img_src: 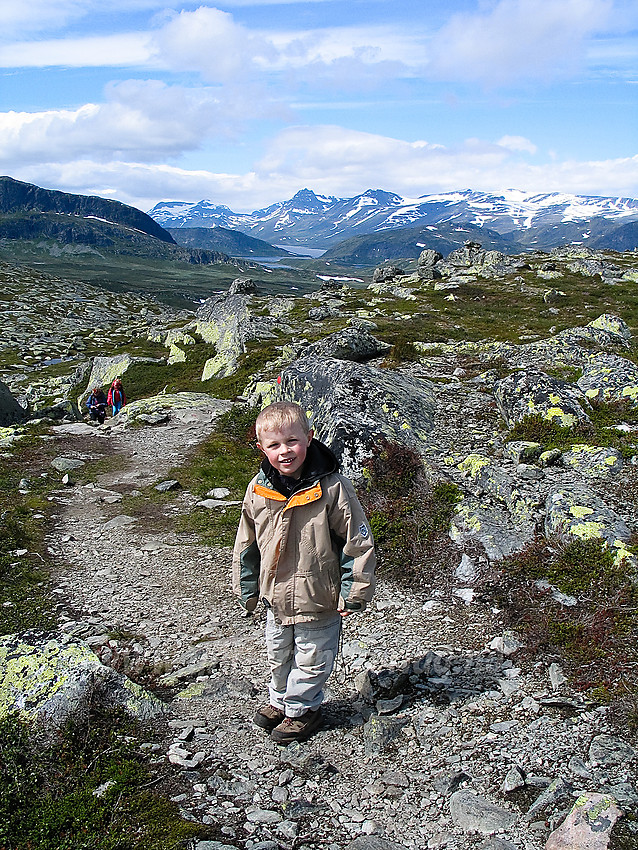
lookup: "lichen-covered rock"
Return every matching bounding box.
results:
[167,343,187,364]
[456,454,539,529]
[0,631,164,729]
[80,354,163,406]
[301,328,391,363]
[278,356,436,478]
[0,379,28,426]
[504,441,543,463]
[545,793,622,850]
[196,292,289,380]
[417,249,443,268]
[578,352,638,405]
[114,392,231,424]
[495,368,591,428]
[545,488,633,563]
[449,498,535,560]
[561,444,623,478]
[0,425,27,448]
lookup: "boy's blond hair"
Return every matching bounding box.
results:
[255,402,311,442]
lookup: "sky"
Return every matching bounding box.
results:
[0,0,637,213]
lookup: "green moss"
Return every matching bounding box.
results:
[0,698,208,849]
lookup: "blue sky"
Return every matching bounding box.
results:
[0,0,636,212]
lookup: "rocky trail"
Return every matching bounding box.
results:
[40,394,638,850]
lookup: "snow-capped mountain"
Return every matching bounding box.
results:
[148,188,638,249]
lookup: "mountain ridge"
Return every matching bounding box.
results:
[148,187,638,251]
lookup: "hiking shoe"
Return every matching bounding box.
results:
[270,709,322,744]
[253,704,285,731]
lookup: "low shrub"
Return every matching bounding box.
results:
[359,440,462,587]
[486,536,638,713]
[507,413,593,450]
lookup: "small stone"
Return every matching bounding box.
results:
[549,662,567,690]
[449,790,517,833]
[155,479,181,492]
[246,808,282,824]
[376,695,403,715]
[502,765,526,793]
[589,734,637,766]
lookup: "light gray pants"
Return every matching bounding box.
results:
[265,609,341,718]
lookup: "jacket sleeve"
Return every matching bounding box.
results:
[329,476,376,610]
[232,485,261,612]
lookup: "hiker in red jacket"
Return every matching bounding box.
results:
[107,377,127,416]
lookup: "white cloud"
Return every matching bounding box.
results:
[428,0,614,86]
[0,80,267,167]
[151,7,277,83]
[10,125,638,213]
[498,135,538,154]
[0,33,153,68]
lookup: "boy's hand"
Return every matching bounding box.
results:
[338,609,351,618]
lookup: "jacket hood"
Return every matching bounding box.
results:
[261,438,339,497]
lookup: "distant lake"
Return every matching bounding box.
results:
[273,245,327,258]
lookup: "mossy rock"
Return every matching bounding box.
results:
[0,631,165,729]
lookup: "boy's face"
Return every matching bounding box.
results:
[257,421,313,479]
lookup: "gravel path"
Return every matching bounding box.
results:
[46,408,637,850]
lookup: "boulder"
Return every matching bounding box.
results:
[112,392,231,425]
[0,380,28,426]
[301,328,391,362]
[80,354,163,406]
[372,266,405,284]
[578,352,638,405]
[495,369,592,428]
[228,277,256,295]
[0,631,164,730]
[417,248,443,268]
[279,356,436,478]
[544,488,633,562]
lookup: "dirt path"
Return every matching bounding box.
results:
[44,411,630,850]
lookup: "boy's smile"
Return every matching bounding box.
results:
[257,422,313,479]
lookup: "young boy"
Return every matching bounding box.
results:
[232,402,376,744]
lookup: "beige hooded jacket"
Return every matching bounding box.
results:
[232,447,376,626]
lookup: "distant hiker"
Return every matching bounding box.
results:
[86,386,107,424]
[107,377,127,416]
[232,401,376,744]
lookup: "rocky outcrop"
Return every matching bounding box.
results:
[0,631,164,729]
[495,369,592,428]
[80,354,164,405]
[278,356,437,478]
[195,292,292,380]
